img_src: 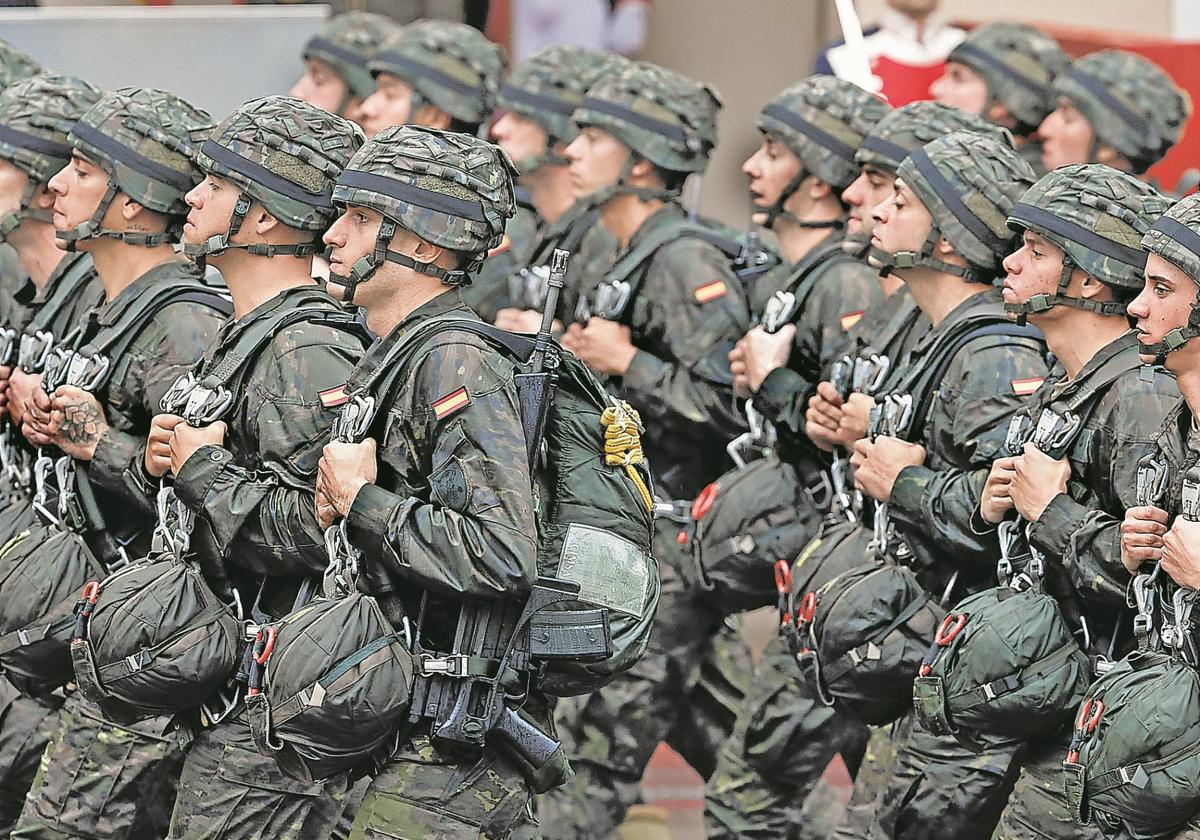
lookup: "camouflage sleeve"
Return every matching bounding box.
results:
[173,328,362,576]
[347,336,538,598]
[1027,373,1179,606]
[790,261,884,385]
[90,301,226,515]
[890,336,1051,572]
[619,240,750,443]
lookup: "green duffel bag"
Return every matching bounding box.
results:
[912,581,1091,750]
[793,560,945,725]
[244,592,416,783]
[779,520,873,654]
[1063,649,1200,839]
[70,556,242,724]
[0,526,103,695]
[680,453,823,615]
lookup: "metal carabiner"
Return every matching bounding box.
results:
[159,372,196,414]
[1136,453,1169,508]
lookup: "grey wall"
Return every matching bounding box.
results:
[0,5,331,120]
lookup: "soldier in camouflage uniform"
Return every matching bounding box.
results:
[1039,49,1190,176]
[0,71,104,838]
[930,22,1068,175]
[11,88,228,840]
[0,40,43,337]
[536,60,750,839]
[358,18,506,140]
[289,11,401,123]
[313,125,542,838]
[152,95,370,840]
[473,45,625,325]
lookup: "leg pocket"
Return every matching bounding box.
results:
[356,789,484,840]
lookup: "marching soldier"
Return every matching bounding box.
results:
[289,11,402,123]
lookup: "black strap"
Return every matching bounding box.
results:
[24,254,97,335]
[779,238,855,314]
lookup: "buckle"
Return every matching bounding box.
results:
[65,353,110,392]
[419,653,470,678]
[182,384,233,426]
[159,372,196,414]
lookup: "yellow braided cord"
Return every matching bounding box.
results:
[601,401,654,512]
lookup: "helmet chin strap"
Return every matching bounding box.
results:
[182,193,319,270]
[0,179,53,244]
[875,227,992,284]
[56,180,174,252]
[1141,291,1200,366]
[1004,252,1127,326]
[591,155,680,207]
[759,170,843,232]
[330,217,474,303]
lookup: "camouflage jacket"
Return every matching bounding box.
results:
[594,203,750,500]
[168,286,367,618]
[0,244,33,334]
[887,288,1052,593]
[22,252,104,345]
[464,189,540,323]
[87,259,227,557]
[534,196,617,324]
[345,288,537,606]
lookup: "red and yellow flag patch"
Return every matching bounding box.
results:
[694,279,727,304]
[432,387,470,420]
[319,385,349,408]
[1010,377,1044,396]
[840,310,865,331]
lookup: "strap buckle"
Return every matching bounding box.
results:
[762,290,796,334]
[182,384,233,426]
[65,352,109,392]
[332,394,376,443]
[18,330,53,373]
[419,653,470,678]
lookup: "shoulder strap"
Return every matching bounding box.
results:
[81,281,232,359]
[782,239,855,313]
[601,217,711,288]
[25,255,95,335]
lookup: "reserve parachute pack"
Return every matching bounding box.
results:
[912,343,1144,750]
[245,251,658,785]
[69,292,367,723]
[0,276,231,698]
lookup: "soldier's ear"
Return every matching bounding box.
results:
[253,207,282,237]
[414,104,452,131]
[1094,143,1131,173]
[807,176,833,201]
[410,237,443,267]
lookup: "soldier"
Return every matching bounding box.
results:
[0,40,43,334]
[930,22,1068,174]
[357,18,506,139]
[151,95,369,840]
[539,60,750,839]
[11,88,228,840]
[475,44,625,326]
[0,71,103,837]
[1039,49,1190,176]
[289,11,402,123]
[313,125,541,837]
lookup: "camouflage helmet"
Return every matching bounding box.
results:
[948,22,1069,131]
[0,73,103,238]
[756,75,890,192]
[189,96,365,263]
[331,125,516,294]
[368,20,507,126]
[302,12,401,102]
[574,61,722,178]
[0,41,41,94]
[1005,164,1167,322]
[1053,50,1191,174]
[63,88,214,250]
[497,46,628,173]
[1139,193,1200,360]
[887,130,1037,282]
[856,101,1012,175]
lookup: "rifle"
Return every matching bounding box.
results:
[513,248,567,470]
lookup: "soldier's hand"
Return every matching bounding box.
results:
[146,414,185,477]
[980,457,1016,524]
[1161,517,1200,589]
[494,308,545,333]
[838,393,875,445]
[739,325,795,394]
[168,421,228,475]
[850,435,926,502]
[729,341,750,400]
[0,365,10,420]
[47,386,108,461]
[317,438,378,524]
[8,368,42,426]
[1121,505,1169,573]
[805,381,845,453]
[1009,443,1071,522]
[561,319,636,376]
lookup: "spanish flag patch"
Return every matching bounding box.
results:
[694,279,727,304]
[487,234,511,258]
[1010,377,1044,396]
[432,387,470,420]
[840,310,865,331]
[318,385,349,408]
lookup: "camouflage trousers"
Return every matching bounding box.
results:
[167,712,348,840]
[830,711,1024,840]
[703,633,868,840]
[992,735,1104,840]
[0,678,63,835]
[537,521,754,840]
[11,690,183,840]
[347,734,536,840]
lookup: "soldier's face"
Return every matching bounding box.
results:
[47,152,111,247]
[870,177,933,259]
[1039,98,1094,171]
[182,174,242,252]
[931,61,990,116]
[323,203,386,303]
[1130,253,1200,368]
[0,159,29,227]
[742,134,802,215]
[491,112,549,173]
[843,165,896,240]
[359,74,415,139]
[290,58,352,117]
[1002,231,1067,311]
[565,126,628,200]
